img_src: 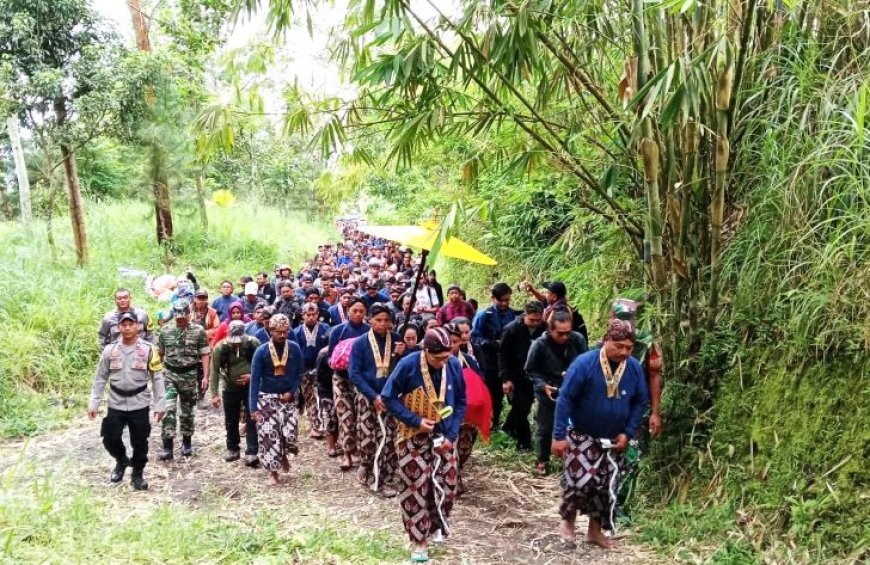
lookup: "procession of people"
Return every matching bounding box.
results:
[88,221,662,562]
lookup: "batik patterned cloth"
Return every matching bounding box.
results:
[559,430,625,531]
[320,397,339,435]
[299,370,323,434]
[396,433,459,544]
[256,393,299,472]
[456,423,478,471]
[332,374,357,456]
[355,393,398,489]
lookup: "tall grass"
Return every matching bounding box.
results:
[638,29,870,561]
[0,200,336,437]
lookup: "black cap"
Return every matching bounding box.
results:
[118,311,138,324]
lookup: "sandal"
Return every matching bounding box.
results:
[534,462,548,476]
[339,456,352,471]
[410,548,429,563]
[327,448,339,458]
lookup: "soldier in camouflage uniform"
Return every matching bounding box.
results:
[157,299,211,460]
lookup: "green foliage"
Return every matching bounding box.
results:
[0,199,335,438]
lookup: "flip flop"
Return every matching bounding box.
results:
[327,448,339,458]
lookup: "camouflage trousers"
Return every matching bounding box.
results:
[162,372,198,440]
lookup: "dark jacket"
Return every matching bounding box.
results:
[524,331,588,393]
[498,316,546,384]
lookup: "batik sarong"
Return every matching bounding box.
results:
[559,430,625,531]
[355,393,398,489]
[396,433,459,544]
[320,397,339,435]
[332,374,357,456]
[300,370,324,435]
[456,423,478,470]
[256,393,299,472]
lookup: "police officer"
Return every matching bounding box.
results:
[157,299,211,460]
[98,288,153,351]
[89,311,166,490]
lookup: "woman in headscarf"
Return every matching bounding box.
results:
[382,327,467,563]
[249,314,303,486]
[211,302,250,347]
[348,303,406,497]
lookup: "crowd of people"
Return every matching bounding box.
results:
[88,222,662,562]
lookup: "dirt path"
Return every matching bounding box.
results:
[0,406,657,564]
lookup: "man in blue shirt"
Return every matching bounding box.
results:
[471,282,518,430]
[551,319,649,550]
[250,313,303,486]
[293,303,330,439]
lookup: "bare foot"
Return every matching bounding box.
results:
[586,531,616,549]
[267,472,280,486]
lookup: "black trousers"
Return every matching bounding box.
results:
[101,407,151,470]
[502,378,533,450]
[534,390,557,463]
[223,386,257,454]
[483,368,504,428]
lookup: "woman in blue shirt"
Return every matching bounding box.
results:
[382,328,467,563]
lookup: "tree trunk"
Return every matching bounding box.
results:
[129,0,172,243]
[54,98,88,265]
[195,174,209,231]
[1,175,12,220]
[6,116,31,222]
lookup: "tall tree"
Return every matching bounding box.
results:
[0,0,124,264]
[128,0,174,244]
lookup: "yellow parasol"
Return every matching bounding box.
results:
[358,224,497,266]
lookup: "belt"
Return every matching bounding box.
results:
[165,363,199,372]
[110,383,148,397]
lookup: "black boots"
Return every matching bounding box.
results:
[131,469,148,491]
[158,438,174,461]
[225,449,240,462]
[181,435,193,457]
[110,458,129,483]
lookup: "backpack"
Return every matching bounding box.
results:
[329,338,355,371]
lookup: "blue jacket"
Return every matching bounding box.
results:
[211,295,239,322]
[348,331,401,401]
[253,327,269,345]
[471,304,518,371]
[293,322,331,370]
[249,339,304,408]
[327,304,346,326]
[327,321,370,357]
[382,352,467,442]
[553,350,649,441]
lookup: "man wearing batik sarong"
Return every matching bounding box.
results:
[250,313,303,486]
[328,298,370,471]
[293,303,330,439]
[382,328,467,563]
[349,303,405,497]
[551,319,649,549]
